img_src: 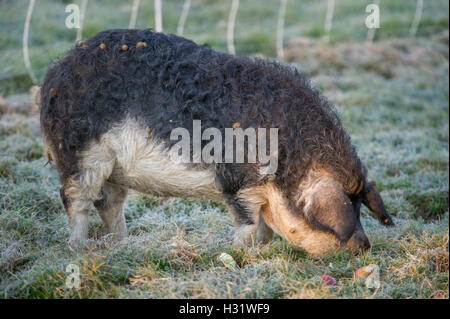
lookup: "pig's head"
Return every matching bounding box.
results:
[258,169,394,255]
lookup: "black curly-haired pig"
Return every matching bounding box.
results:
[40,29,394,254]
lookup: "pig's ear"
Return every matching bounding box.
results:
[303,181,357,244]
[362,180,395,226]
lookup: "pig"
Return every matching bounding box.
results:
[39,29,394,254]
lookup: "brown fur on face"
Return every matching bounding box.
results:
[297,169,359,244]
[263,182,342,254]
[237,168,372,255]
[237,181,341,255]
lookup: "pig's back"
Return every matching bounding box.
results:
[40,29,364,195]
[40,29,305,156]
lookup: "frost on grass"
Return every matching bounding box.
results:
[0,25,448,299]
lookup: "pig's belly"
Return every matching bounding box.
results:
[108,157,223,202]
[84,118,224,202]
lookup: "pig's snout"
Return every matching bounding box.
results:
[347,231,371,253]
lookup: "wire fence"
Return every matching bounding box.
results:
[21,0,427,85]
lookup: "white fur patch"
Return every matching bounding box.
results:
[79,118,224,202]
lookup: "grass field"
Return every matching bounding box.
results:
[0,0,448,298]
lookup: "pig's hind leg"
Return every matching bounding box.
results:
[61,171,111,247]
[60,179,91,248]
[94,182,128,241]
[60,145,116,247]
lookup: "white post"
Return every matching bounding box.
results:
[410,0,423,37]
[129,0,141,29]
[154,0,163,32]
[177,0,191,36]
[324,0,335,42]
[276,0,287,60]
[23,0,37,84]
[76,0,88,41]
[366,0,380,43]
[227,0,239,55]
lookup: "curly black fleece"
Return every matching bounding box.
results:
[40,29,366,222]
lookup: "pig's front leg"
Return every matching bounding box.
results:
[255,215,274,244]
[227,200,273,247]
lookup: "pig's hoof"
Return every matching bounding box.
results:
[233,237,253,247]
[104,231,128,242]
[255,231,273,245]
[233,225,257,247]
[68,238,90,251]
[113,232,128,241]
[256,219,274,245]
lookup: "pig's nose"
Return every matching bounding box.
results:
[353,233,371,252]
[355,234,371,251]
